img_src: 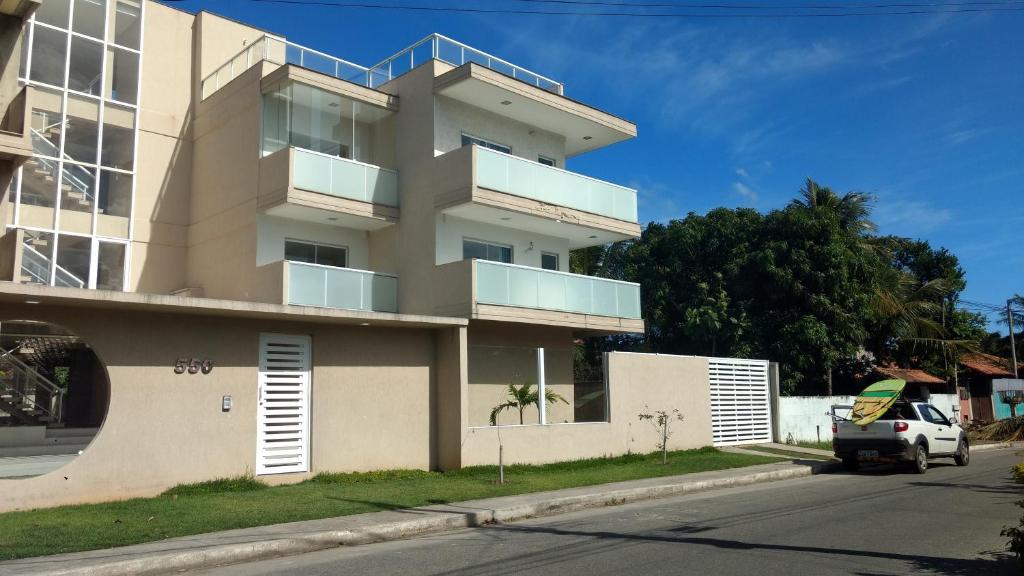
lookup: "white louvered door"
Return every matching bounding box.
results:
[257,333,311,475]
[708,358,772,447]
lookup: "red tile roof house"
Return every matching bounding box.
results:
[958,353,1021,423]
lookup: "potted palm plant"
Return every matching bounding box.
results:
[489,382,568,425]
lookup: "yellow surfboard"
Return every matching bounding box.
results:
[851,379,906,426]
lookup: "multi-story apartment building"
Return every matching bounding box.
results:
[0,1,674,510]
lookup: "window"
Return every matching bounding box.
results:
[541,251,559,271]
[538,156,556,167]
[917,404,948,424]
[463,238,512,264]
[285,240,348,268]
[461,133,511,155]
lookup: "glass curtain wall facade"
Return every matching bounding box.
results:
[9,0,142,291]
[261,81,394,168]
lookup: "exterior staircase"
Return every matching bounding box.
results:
[0,347,65,427]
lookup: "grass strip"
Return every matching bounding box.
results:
[0,447,779,560]
[743,447,833,461]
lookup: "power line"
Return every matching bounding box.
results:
[511,0,1024,9]
[244,0,1024,18]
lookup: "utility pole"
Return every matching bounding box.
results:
[1009,299,1019,379]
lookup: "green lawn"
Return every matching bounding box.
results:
[743,447,833,461]
[0,448,780,560]
[796,441,833,451]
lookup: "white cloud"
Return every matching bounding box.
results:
[873,199,953,237]
[735,167,749,179]
[732,181,758,203]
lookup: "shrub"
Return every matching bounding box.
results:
[1014,462,1024,484]
[1002,500,1024,567]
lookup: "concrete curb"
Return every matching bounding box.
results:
[972,441,1024,452]
[28,462,835,576]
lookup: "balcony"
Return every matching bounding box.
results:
[201,32,562,100]
[0,0,40,17]
[435,145,640,247]
[435,259,643,333]
[0,86,32,167]
[259,260,398,313]
[259,147,399,230]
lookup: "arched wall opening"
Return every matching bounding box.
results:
[0,320,109,479]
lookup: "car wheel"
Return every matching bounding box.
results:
[954,440,970,466]
[842,455,859,472]
[911,443,928,474]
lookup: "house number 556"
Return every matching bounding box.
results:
[174,358,214,375]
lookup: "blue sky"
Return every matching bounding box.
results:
[162,0,1023,328]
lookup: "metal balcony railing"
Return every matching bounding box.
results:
[201,33,563,99]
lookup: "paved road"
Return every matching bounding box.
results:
[193,449,1023,575]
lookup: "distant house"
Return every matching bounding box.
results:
[871,366,948,397]
[959,353,1021,423]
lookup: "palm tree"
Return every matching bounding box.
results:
[489,383,568,425]
[793,177,878,236]
[870,266,975,362]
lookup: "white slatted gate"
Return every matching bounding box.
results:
[709,358,772,446]
[257,333,311,475]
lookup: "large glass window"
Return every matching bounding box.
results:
[35,0,71,28]
[463,238,513,264]
[110,0,141,49]
[29,26,68,88]
[96,241,126,291]
[105,47,138,104]
[55,235,90,288]
[18,0,139,292]
[67,36,104,95]
[63,95,100,165]
[101,104,135,171]
[285,240,347,268]
[261,82,393,167]
[462,133,511,154]
[29,88,64,156]
[73,0,107,39]
[20,230,55,285]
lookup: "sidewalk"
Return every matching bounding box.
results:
[0,459,835,576]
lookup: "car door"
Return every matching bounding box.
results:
[918,404,958,454]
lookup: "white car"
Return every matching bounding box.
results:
[832,400,969,474]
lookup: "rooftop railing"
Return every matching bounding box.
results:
[368,34,563,94]
[201,36,371,100]
[201,33,563,100]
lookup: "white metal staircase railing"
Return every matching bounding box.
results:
[20,242,87,289]
[29,128,96,202]
[0,347,66,425]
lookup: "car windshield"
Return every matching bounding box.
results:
[878,402,919,420]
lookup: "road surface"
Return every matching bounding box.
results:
[193,448,1023,575]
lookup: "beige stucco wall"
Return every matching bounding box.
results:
[186,62,265,300]
[461,351,714,466]
[434,95,566,167]
[132,1,195,294]
[0,301,461,512]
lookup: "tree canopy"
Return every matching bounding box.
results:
[575,178,988,395]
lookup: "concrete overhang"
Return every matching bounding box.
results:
[0,87,33,166]
[438,200,637,249]
[434,63,636,157]
[0,283,467,330]
[262,64,398,112]
[0,0,39,18]
[258,147,399,231]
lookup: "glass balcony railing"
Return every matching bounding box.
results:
[474,147,637,223]
[292,148,399,207]
[475,260,640,319]
[201,33,563,100]
[287,261,398,313]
